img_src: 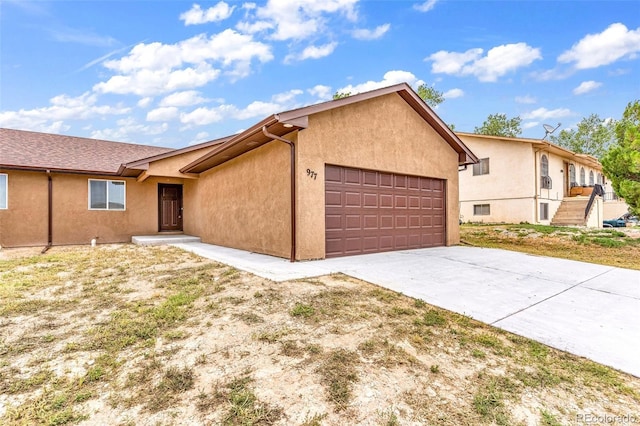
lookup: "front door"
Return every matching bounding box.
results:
[158,184,183,231]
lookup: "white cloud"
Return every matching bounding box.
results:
[338,70,421,94]
[160,90,208,107]
[49,25,117,47]
[137,97,153,108]
[180,106,226,126]
[238,0,358,41]
[308,84,333,100]
[180,2,235,25]
[521,107,574,121]
[352,24,390,40]
[272,89,303,104]
[558,23,640,69]
[90,118,168,141]
[522,121,540,130]
[285,42,338,63]
[189,131,212,146]
[234,101,281,120]
[413,0,438,12]
[573,80,602,95]
[443,88,464,99]
[94,30,273,96]
[0,92,129,131]
[515,95,536,104]
[428,43,542,82]
[147,107,179,122]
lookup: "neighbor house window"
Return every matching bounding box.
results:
[580,167,585,186]
[473,158,490,176]
[540,203,549,220]
[0,173,7,209]
[540,155,551,189]
[473,204,490,215]
[89,179,125,210]
[569,164,576,186]
[589,171,594,186]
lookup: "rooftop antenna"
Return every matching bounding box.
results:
[542,123,561,140]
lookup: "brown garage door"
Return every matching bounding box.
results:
[325,164,446,258]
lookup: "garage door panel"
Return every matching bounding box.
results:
[363,193,378,207]
[345,192,361,207]
[345,215,361,230]
[325,165,446,258]
[380,194,393,208]
[326,214,342,230]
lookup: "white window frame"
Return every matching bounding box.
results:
[0,173,7,210]
[88,179,126,211]
[473,158,490,176]
[580,167,586,186]
[589,171,594,186]
[473,204,490,216]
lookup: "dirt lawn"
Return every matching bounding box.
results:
[1,244,639,426]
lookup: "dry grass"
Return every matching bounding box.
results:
[1,243,639,425]
[461,223,640,270]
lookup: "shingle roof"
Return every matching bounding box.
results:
[0,128,175,174]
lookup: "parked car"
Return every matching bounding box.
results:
[603,213,638,228]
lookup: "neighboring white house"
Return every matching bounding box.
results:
[457,132,609,227]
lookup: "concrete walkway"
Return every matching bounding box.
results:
[172,241,640,378]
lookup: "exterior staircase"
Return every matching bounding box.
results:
[551,198,590,226]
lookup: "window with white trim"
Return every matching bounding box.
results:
[597,173,603,185]
[540,203,549,220]
[589,171,594,186]
[0,173,7,209]
[89,179,126,210]
[540,155,551,189]
[569,164,576,186]
[473,204,490,215]
[580,167,585,186]
[473,158,490,176]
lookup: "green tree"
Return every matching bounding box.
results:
[416,84,444,109]
[601,100,640,215]
[550,114,615,159]
[474,113,522,138]
[333,91,351,100]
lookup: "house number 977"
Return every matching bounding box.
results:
[306,169,317,180]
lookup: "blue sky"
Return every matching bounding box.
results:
[1,0,639,148]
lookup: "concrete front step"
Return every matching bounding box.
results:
[132,235,202,246]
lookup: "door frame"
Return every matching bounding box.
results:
[158,183,183,232]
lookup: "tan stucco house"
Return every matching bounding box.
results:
[457,132,614,227]
[0,84,478,259]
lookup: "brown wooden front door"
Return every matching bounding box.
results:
[158,184,183,231]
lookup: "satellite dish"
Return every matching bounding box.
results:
[542,123,561,140]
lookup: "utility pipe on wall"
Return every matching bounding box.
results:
[41,170,53,254]
[262,126,296,263]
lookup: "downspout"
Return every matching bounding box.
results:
[262,126,296,262]
[533,148,544,223]
[41,170,53,254]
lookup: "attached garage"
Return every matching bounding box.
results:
[325,165,446,257]
[181,83,478,261]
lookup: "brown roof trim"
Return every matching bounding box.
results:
[180,115,280,173]
[182,83,478,173]
[124,135,231,169]
[0,164,125,177]
[456,131,602,170]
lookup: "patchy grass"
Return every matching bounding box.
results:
[461,223,640,270]
[1,243,639,425]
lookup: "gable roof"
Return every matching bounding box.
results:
[181,83,478,174]
[455,132,602,170]
[0,128,174,175]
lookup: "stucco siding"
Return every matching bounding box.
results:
[0,169,185,247]
[185,141,291,258]
[460,198,535,224]
[296,93,460,260]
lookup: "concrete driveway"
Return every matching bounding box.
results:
[172,241,640,377]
